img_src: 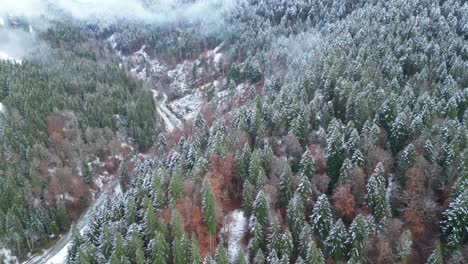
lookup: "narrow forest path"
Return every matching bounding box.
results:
[151,89,183,133]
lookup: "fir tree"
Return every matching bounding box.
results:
[190,238,201,264]
[215,244,229,264]
[310,194,333,241]
[202,179,217,251]
[441,189,468,249]
[268,219,282,255]
[249,149,264,186]
[426,244,443,264]
[327,125,343,187]
[279,164,294,207]
[235,250,247,264]
[253,190,269,228]
[300,149,315,180]
[174,234,191,264]
[326,219,349,261]
[398,229,413,263]
[150,231,169,264]
[286,193,305,243]
[347,214,374,262]
[253,249,266,264]
[305,240,325,264]
[366,163,391,223]
[280,229,293,260]
[242,179,254,217]
[118,162,130,191]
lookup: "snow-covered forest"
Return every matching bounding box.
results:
[0,0,467,263]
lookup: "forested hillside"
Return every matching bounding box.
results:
[0,0,467,263]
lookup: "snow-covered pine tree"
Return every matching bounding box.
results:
[190,238,201,264]
[215,244,229,264]
[347,214,375,262]
[280,229,293,260]
[253,249,266,264]
[310,194,333,241]
[242,179,254,217]
[326,219,349,261]
[398,229,412,263]
[202,179,217,237]
[286,193,305,243]
[299,149,315,180]
[403,143,416,168]
[366,162,391,224]
[441,188,468,249]
[279,164,294,207]
[425,244,443,264]
[268,218,282,255]
[149,231,169,264]
[305,240,325,264]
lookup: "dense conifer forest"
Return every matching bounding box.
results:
[0,0,467,263]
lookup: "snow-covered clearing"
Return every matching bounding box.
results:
[220,210,247,262]
[169,91,204,121]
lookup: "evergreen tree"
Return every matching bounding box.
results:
[280,229,293,260]
[150,231,169,264]
[249,149,264,186]
[190,238,201,264]
[297,172,313,208]
[266,248,279,264]
[347,214,374,262]
[327,125,343,187]
[242,180,254,217]
[118,162,130,191]
[268,219,282,255]
[215,244,229,264]
[66,224,82,264]
[253,190,269,228]
[398,229,413,263]
[300,149,315,180]
[202,179,217,250]
[403,143,416,167]
[351,149,365,167]
[305,240,325,264]
[425,244,443,264]
[98,225,113,260]
[169,166,184,205]
[441,189,468,249]
[389,111,410,155]
[173,234,191,264]
[253,249,266,264]
[326,219,349,261]
[286,193,305,243]
[110,233,126,263]
[366,163,391,223]
[310,194,333,241]
[279,165,294,207]
[234,250,247,264]
[171,209,184,240]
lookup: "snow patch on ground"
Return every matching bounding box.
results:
[220,210,247,262]
[0,248,18,264]
[0,102,5,113]
[167,60,193,93]
[0,18,4,26]
[169,91,204,121]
